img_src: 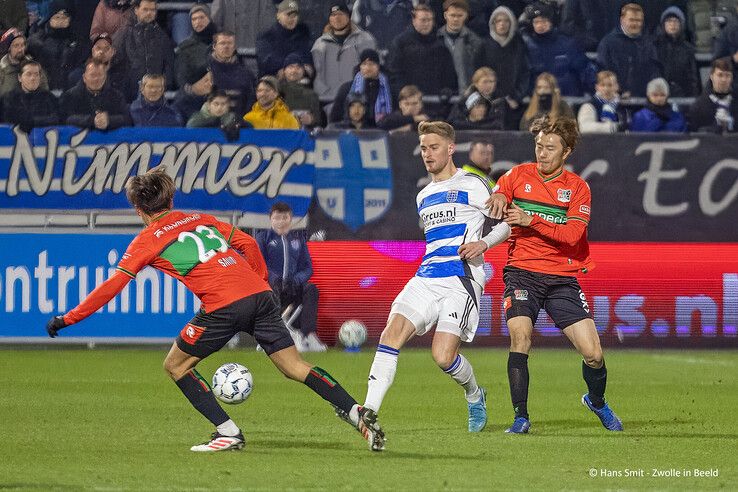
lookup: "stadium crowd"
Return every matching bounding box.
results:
[1,0,738,134]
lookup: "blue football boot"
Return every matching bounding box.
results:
[468,387,487,432]
[582,393,623,431]
[505,416,531,434]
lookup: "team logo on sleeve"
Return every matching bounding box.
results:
[579,205,591,215]
[446,190,459,202]
[557,189,572,202]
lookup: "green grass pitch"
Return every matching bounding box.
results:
[1,348,736,490]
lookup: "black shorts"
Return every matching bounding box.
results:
[503,266,593,330]
[176,291,294,358]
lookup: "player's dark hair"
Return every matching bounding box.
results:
[529,115,579,151]
[270,201,292,215]
[126,167,175,215]
[418,120,455,142]
[412,3,433,17]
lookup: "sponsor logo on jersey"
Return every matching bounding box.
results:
[420,208,456,227]
[180,323,206,344]
[446,190,459,203]
[579,204,591,215]
[524,184,532,193]
[514,289,529,301]
[557,189,572,202]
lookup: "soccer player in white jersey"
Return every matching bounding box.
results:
[350,121,511,451]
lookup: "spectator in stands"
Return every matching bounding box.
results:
[352,0,413,50]
[437,0,483,94]
[448,66,504,130]
[0,1,28,33]
[522,2,591,97]
[438,0,484,92]
[256,0,313,78]
[329,48,391,125]
[186,88,241,132]
[688,57,738,133]
[68,32,128,97]
[462,140,494,185]
[655,6,700,97]
[560,0,621,52]
[211,0,275,51]
[519,72,573,131]
[578,70,627,134]
[377,84,429,131]
[60,58,131,129]
[387,4,458,98]
[174,4,216,90]
[256,201,327,353]
[129,73,182,126]
[280,53,322,128]
[311,1,377,107]
[0,29,49,98]
[1,60,58,131]
[327,91,371,129]
[476,6,528,128]
[597,2,661,98]
[465,0,498,38]
[114,0,174,101]
[27,1,90,91]
[630,77,687,133]
[243,75,300,129]
[90,0,133,41]
[688,0,715,54]
[209,31,256,118]
[714,2,738,91]
[173,66,212,121]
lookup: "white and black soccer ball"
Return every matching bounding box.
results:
[338,320,367,349]
[212,362,253,405]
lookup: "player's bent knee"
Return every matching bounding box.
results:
[431,349,456,370]
[583,349,603,368]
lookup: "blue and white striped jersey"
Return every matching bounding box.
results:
[416,169,495,286]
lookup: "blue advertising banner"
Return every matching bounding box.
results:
[0,126,315,223]
[0,233,197,339]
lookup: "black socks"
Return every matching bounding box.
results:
[304,366,357,414]
[582,360,607,409]
[175,369,230,426]
[508,352,530,419]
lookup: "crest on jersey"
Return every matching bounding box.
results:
[314,133,392,232]
[514,289,529,301]
[290,239,301,250]
[446,190,459,203]
[557,188,572,202]
[524,184,532,193]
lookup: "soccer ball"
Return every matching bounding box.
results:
[339,320,367,349]
[212,363,253,405]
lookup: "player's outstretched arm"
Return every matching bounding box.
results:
[505,203,587,246]
[46,271,133,337]
[458,221,511,260]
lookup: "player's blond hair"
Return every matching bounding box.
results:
[418,121,455,142]
[126,167,176,215]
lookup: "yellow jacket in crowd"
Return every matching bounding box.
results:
[243,99,300,129]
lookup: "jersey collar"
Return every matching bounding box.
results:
[537,166,564,182]
[151,210,171,222]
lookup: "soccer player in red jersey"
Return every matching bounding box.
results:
[487,116,623,433]
[45,168,383,451]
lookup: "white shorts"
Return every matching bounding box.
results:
[390,276,483,343]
